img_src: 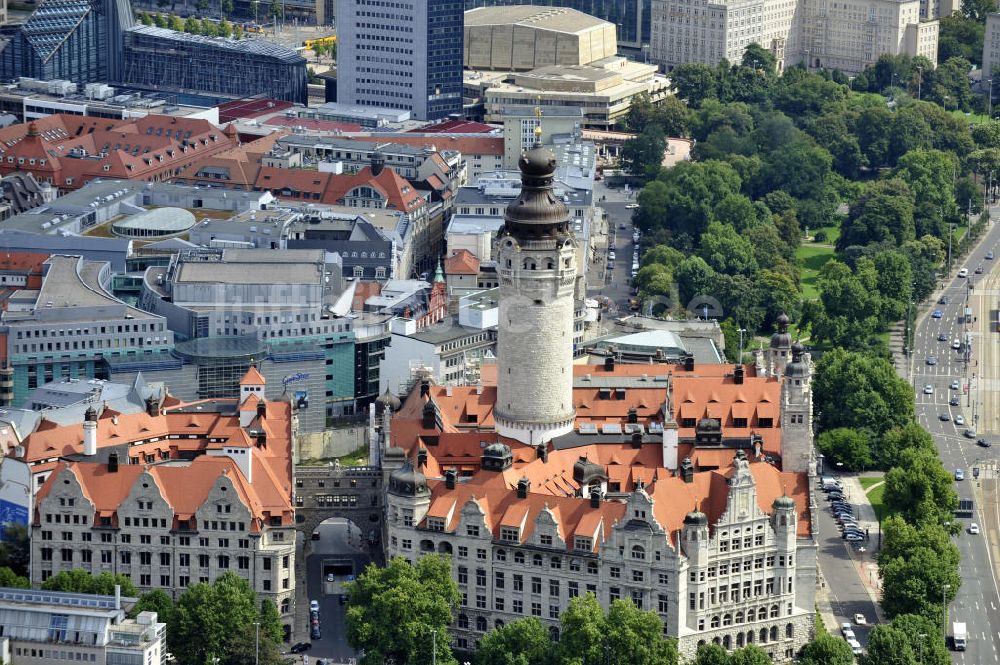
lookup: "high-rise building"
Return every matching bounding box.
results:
[335,0,464,120]
[984,13,1000,82]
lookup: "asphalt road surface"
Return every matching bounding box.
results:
[912,218,1000,663]
[589,196,640,312]
[302,519,371,663]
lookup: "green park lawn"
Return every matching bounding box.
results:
[808,224,840,246]
[796,244,836,300]
[859,476,888,519]
[950,109,991,125]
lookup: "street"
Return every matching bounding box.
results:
[911,219,1000,663]
[301,518,372,663]
[589,182,640,312]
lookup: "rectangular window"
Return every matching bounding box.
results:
[513,574,523,591]
[531,577,542,594]
[531,602,542,616]
[495,572,505,589]
[513,600,523,614]
[568,581,579,598]
[658,594,669,613]
[549,580,559,597]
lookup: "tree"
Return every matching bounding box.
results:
[817,428,874,471]
[800,632,855,665]
[622,125,666,180]
[938,14,984,66]
[345,555,460,665]
[152,13,167,27]
[883,448,960,527]
[0,523,30,577]
[962,0,995,22]
[201,18,218,36]
[893,149,959,239]
[225,625,285,665]
[670,63,718,107]
[741,43,776,77]
[878,422,936,470]
[863,626,918,665]
[139,11,153,24]
[694,643,731,665]
[812,349,915,434]
[0,566,29,588]
[168,13,184,30]
[218,17,232,37]
[558,595,677,665]
[478,618,553,665]
[729,645,771,665]
[674,256,718,306]
[183,15,201,33]
[890,614,950,665]
[233,24,244,39]
[259,599,283,644]
[173,573,276,665]
[838,179,915,250]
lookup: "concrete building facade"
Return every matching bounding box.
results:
[336,0,464,120]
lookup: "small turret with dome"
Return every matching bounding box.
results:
[500,124,572,239]
[388,460,429,497]
[785,341,808,378]
[768,312,793,375]
[375,388,402,415]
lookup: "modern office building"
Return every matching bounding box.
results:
[0,0,306,104]
[0,587,167,665]
[120,26,307,104]
[984,13,1000,81]
[0,254,175,407]
[335,0,464,120]
[465,0,651,51]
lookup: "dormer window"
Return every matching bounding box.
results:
[500,526,519,542]
[573,536,592,551]
[427,517,445,532]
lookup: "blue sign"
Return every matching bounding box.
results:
[282,372,310,386]
[0,499,28,541]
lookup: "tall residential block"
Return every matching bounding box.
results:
[336,0,464,120]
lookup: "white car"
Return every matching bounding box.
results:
[309,600,319,612]
[848,639,863,655]
[955,415,966,426]
[952,339,961,350]
[625,203,639,209]
[843,628,857,641]
[923,384,934,395]
[951,380,960,390]
[841,623,853,635]
[958,268,969,278]
[970,523,981,535]
[853,614,867,625]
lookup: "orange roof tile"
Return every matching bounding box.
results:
[241,366,266,385]
[444,249,480,276]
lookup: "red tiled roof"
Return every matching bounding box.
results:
[444,249,480,276]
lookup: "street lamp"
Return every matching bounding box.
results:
[255,622,260,665]
[990,79,994,119]
[942,584,951,643]
[431,629,437,665]
[918,633,927,664]
[738,328,747,365]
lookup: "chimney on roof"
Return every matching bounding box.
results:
[516,477,530,499]
[145,395,158,417]
[684,355,695,372]
[536,443,547,462]
[627,407,638,424]
[445,468,456,489]
[420,379,430,398]
[257,400,267,419]
[108,451,119,473]
[256,431,267,447]
[417,448,428,468]
[680,457,694,483]
[734,365,744,385]
[631,432,643,449]
[590,489,601,508]
[604,355,615,372]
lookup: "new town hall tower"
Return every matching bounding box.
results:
[494,129,578,445]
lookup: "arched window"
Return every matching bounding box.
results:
[770,604,780,618]
[496,619,504,629]
[747,608,756,622]
[280,598,290,613]
[420,539,434,552]
[698,640,706,648]
[759,606,768,620]
[550,626,560,641]
[712,637,721,645]
[786,624,794,638]
[723,636,731,650]
[514,551,525,564]
[438,542,453,554]
[735,611,744,624]
[476,617,487,632]
[631,545,645,560]
[711,616,720,628]
[523,259,536,270]
[546,259,555,269]
[458,614,469,629]
[770,626,778,642]
[746,630,754,644]
[495,549,506,561]
[532,553,543,567]
[759,628,768,643]
[723,614,732,627]
[736,633,744,648]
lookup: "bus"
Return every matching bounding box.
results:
[303,35,336,49]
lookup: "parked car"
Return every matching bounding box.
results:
[939,413,951,421]
[619,223,627,230]
[970,523,981,535]
[924,384,934,394]
[309,600,319,612]
[843,628,857,641]
[608,251,616,261]
[625,203,639,209]
[844,533,864,541]
[848,638,863,655]
[854,614,867,625]
[311,626,321,640]
[290,644,312,654]
[841,623,853,636]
